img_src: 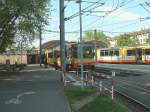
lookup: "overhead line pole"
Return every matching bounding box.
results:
[39,27,42,67]
[76,0,84,90]
[94,29,97,62]
[59,0,66,84]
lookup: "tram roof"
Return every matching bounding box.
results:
[41,40,107,50]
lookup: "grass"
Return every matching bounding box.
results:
[148,89,150,90]
[65,88,129,112]
[65,87,96,103]
[79,95,129,112]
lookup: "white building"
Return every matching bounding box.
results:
[108,29,150,47]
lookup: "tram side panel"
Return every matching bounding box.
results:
[142,48,150,64]
[97,48,122,63]
[97,47,137,64]
[122,47,136,64]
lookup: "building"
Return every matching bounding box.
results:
[27,48,39,64]
[109,29,150,47]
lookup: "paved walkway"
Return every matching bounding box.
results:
[0,64,71,112]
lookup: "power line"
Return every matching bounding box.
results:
[109,17,150,31]
[43,29,78,34]
[43,29,130,34]
[65,0,104,21]
[73,0,131,31]
[65,0,132,31]
[76,1,148,31]
[140,3,150,14]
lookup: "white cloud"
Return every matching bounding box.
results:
[94,6,143,21]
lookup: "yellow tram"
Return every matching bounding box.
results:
[67,42,95,70]
[97,45,150,64]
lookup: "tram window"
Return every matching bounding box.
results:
[105,50,109,56]
[127,50,136,56]
[114,50,119,56]
[145,49,150,55]
[48,52,53,58]
[100,51,105,56]
[109,50,113,56]
[72,47,78,58]
[54,51,60,58]
[83,46,94,58]
[73,52,77,58]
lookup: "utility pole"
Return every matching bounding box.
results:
[59,0,66,84]
[76,0,84,90]
[20,41,23,65]
[39,27,42,67]
[94,29,97,62]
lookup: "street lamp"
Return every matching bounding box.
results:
[76,0,84,90]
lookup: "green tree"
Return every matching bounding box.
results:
[131,36,139,46]
[83,31,93,41]
[83,30,108,45]
[146,34,150,44]
[116,34,139,47]
[0,0,50,51]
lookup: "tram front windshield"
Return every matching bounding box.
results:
[83,46,94,58]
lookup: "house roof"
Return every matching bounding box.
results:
[41,40,60,49]
[41,40,107,50]
[83,40,108,48]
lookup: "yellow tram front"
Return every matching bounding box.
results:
[68,43,95,70]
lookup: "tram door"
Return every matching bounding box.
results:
[135,48,142,64]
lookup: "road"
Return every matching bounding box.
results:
[0,65,71,112]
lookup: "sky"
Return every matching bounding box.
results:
[33,0,150,47]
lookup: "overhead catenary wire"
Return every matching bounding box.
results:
[64,0,107,30]
[140,3,150,14]
[65,0,104,21]
[65,0,131,32]
[49,0,150,40]
[71,0,136,31]
[44,15,150,35]
[77,0,150,32]
[43,29,130,34]
[109,17,150,31]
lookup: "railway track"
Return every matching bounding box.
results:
[94,67,150,112]
[115,89,150,112]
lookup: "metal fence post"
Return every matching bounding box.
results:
[99,81,102,92]
[112,71,116,100]
[92,75,94,86]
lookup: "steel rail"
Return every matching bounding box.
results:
[93,68,150,111]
